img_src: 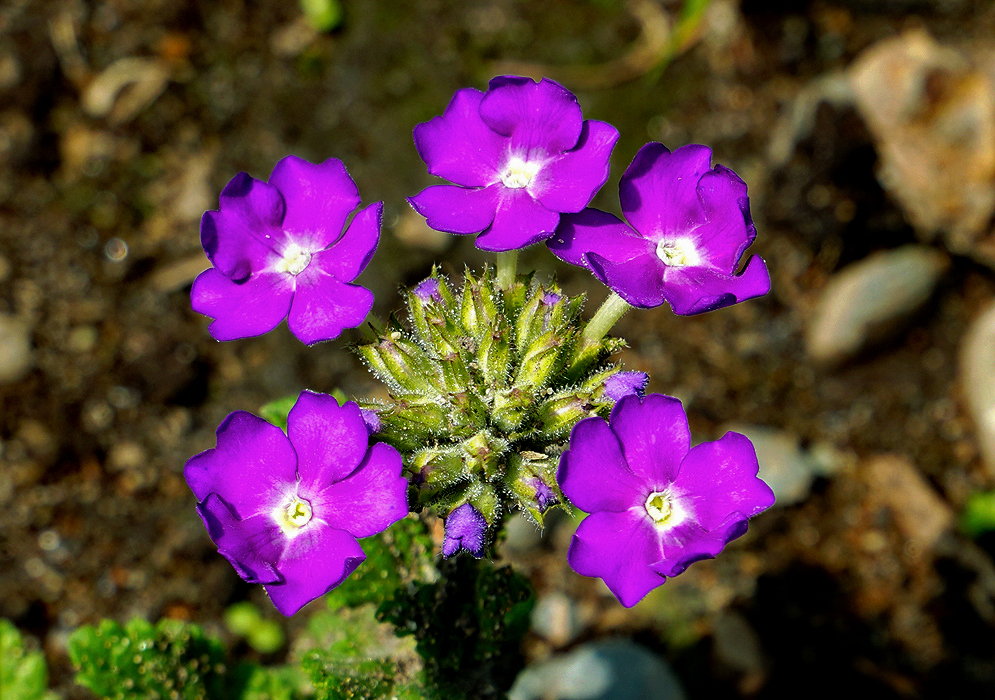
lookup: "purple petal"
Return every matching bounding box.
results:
[286,260,374,345]
[603,371,649,401]
[201,173,286,280]
[317,201,382,282]
[532,120,619,213]
[191,268,294,341]
[313,443,408,539]
[479,76,583,157]
[408,184,499,234]
[268,156,361,251]
[197,494,283,585]
[660,254,771,316]
[547,208,651,269]
[683,165,755,274]
[288,391,370,490]
[609,394,690,488]
[619,143,713,242]
[672,431,775,530]
[587,251,667,308]
[652,515,748,578]
[264,524,365,616]
[557,416,644,513]
[184,411,298,518]
[475,188,559,252]
[413,87,509,187]
[442,503,488,557]
[568,510,666,608]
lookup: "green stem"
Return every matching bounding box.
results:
[581,292,631,345]
[496,251,518,290]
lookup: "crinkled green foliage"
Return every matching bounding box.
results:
[378,558,535,700]
[68,618,230,700]
[0,619,57,700]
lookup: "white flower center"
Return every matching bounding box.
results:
[655,238,701,268]
[501,157,540,189]
[276,243,312,275]
[645,491,672,523]
[278,496,313,532]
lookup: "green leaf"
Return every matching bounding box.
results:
[0,619,57,700]
[68,618,229,700]
[259,395,299,431]
[299,0,343,32]
[961,489,995,538]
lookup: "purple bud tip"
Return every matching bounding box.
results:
[542,291,562,306]
[603,371,649,401]
[530,478,555,512]
[360,408,381,434]
[413,278,442,302]
[442,503,487,558]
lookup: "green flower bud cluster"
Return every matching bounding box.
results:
[357,266,631,543]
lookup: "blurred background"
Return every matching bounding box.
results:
[2,0,995,697]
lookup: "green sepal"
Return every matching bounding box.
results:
[506,453,561,526]
[460,430,509,483]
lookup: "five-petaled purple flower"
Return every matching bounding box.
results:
[184,391,408,616]
[409,76,619,252]
[442,503,488,558]
[548,143,770,315]
[192,155,382,345]
[558,393,774,607]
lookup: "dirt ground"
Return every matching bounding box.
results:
[3,0,995,697]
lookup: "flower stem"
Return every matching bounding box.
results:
[581,292,631,345]
[496,251,518,289]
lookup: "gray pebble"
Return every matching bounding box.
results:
[723,424,841,507]
[806,246,948,363]
[509,639,686,700]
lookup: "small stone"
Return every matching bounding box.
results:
[509,639,686,700]
[504,512,543,553]
[722,424,839,507]
[806,246,949,363]
[849,30,995,260]
[961,301,995,478]
[531,592,582,647]
[712,611,767,694]
[863,455,953,554]
[0,314,32,384]
[82,57,171,124]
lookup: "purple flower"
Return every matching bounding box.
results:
[441,503,488,558]
[191,155,382,345]
[548,143,770,315]
[558,393,774,607]
[184,391,408,616]
[409,76,619,252]
[603,370,649,401]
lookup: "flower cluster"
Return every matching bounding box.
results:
[185,75,775,615]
